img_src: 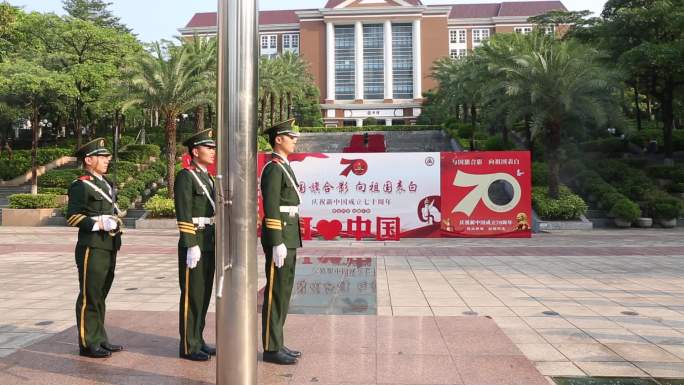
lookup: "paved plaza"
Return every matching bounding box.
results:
[1,227,684,384]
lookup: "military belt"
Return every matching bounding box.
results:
[192,217,215,228]
[279,206,298,216]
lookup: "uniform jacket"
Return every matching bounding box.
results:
[174,163,215,252]
[66,171,121,251]
[260,152,302,249]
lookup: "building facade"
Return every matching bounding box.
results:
[180,0,566,127]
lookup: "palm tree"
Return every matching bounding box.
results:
[481,32,620,198]
[181,34,217,132]
[125,41,211,198]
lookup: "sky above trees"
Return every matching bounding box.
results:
[8,0,606,43]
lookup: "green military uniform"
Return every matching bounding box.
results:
[261,119,302,354]
[66,138,122,354]
[174,129,216,358]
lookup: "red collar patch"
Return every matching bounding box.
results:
[79,175,92,181]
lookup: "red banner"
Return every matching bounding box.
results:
[440,152,531,238]
[257,151,531,239]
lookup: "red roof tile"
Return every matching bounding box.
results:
[497,1,567,17]
[447,3,501,19]
[185,10,304,29]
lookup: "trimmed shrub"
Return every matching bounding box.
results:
[155,187,170,198]
[363,117,378,126]
[38,187,68,195]
[39,169,82,188]
[143,195,175,218]
[599,192,627,211]
[117,195,131,211]
[532,185,588,220]
[609,199,641,222]
[119,144,161,163]
[484,134,516,151]
[0,159,31,180]
[8,194,61,209]
[669,182,684,194]
[579,138,625,154]
[532,162,549,187]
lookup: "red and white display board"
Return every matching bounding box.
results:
[257,151,531,239]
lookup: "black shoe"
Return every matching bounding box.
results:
[180,351,210,361]
[282,346,301,358]
[101,342,124,352]
[201,343,216,356]
[263,350,297,365]
[79,345,112,358]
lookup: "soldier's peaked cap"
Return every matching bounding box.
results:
[74,137,111,158]
[265,118,299,139]
[183,128,216,149]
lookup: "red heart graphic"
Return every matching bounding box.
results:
[316,220,342,240]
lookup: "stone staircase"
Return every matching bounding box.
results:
[295,130,453,153]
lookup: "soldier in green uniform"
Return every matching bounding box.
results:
[260,118,303,365]
[66,138,124,358]
[174,129,217,361]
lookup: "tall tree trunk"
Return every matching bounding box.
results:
[279,94,284,122]
[30,104,39,195]
[287,92,293,119]
[260,96,267,133]
[524,116,533,151]
[546,121,562,199]
[646,95,653,121]
[270,93,276,127]
[470,104,477,129]
[634,80,642,131]
[195,105,205,133]
[165,114,177,199]
[463,104,469,123]
[502,125,509,146]
[662,83,675,163]
[75,101,83,148]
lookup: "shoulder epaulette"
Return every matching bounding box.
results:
[272,157,283,164]
[78,175,92,181]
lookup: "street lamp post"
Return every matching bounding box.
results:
[215,0,258,384]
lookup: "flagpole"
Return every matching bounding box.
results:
[215,0,258,384]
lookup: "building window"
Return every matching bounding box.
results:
[449,29,466,44]
[392,23,413,100]
[545,26,555,35]
[363,24,384,100]
[260,34,277,57]
[449,49,467,59]
[335,25,355,100]
[283,33,299,54]
[514,27,533,34]
[472,28,489,46]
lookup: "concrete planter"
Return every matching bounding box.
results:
[2,208,61,226]
[636,217,653,228]
[659,218,678,228]
[614,218,632,228]
[135,217,176,229]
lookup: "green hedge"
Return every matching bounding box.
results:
[484,134,517,151]
[8,194,61,209]
[298,125,440,133]
[0,148,72,164]
[119,144,161,163]
[39,169,82,188]
[38,187,68,195]
[0,159,31,180]
[532,185,588,220]
[579,138,626,154]
[532,162,549,187]
[143,195,175,218]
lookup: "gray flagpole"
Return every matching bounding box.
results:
[215,0,258,384]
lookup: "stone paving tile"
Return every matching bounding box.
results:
[575,361,648,377]
[634,362,684,378]
[515,343,567,362]
[606,343,683,363]
[553,343,625,362]
[534,361,585,377]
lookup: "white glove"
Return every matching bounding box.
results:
[186,245,201,269]
[273,243,287,268]
[103,217,118,232]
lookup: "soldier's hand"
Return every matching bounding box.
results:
[187,246,201,269]
[103,217,118,232]
[273,244,287,268]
